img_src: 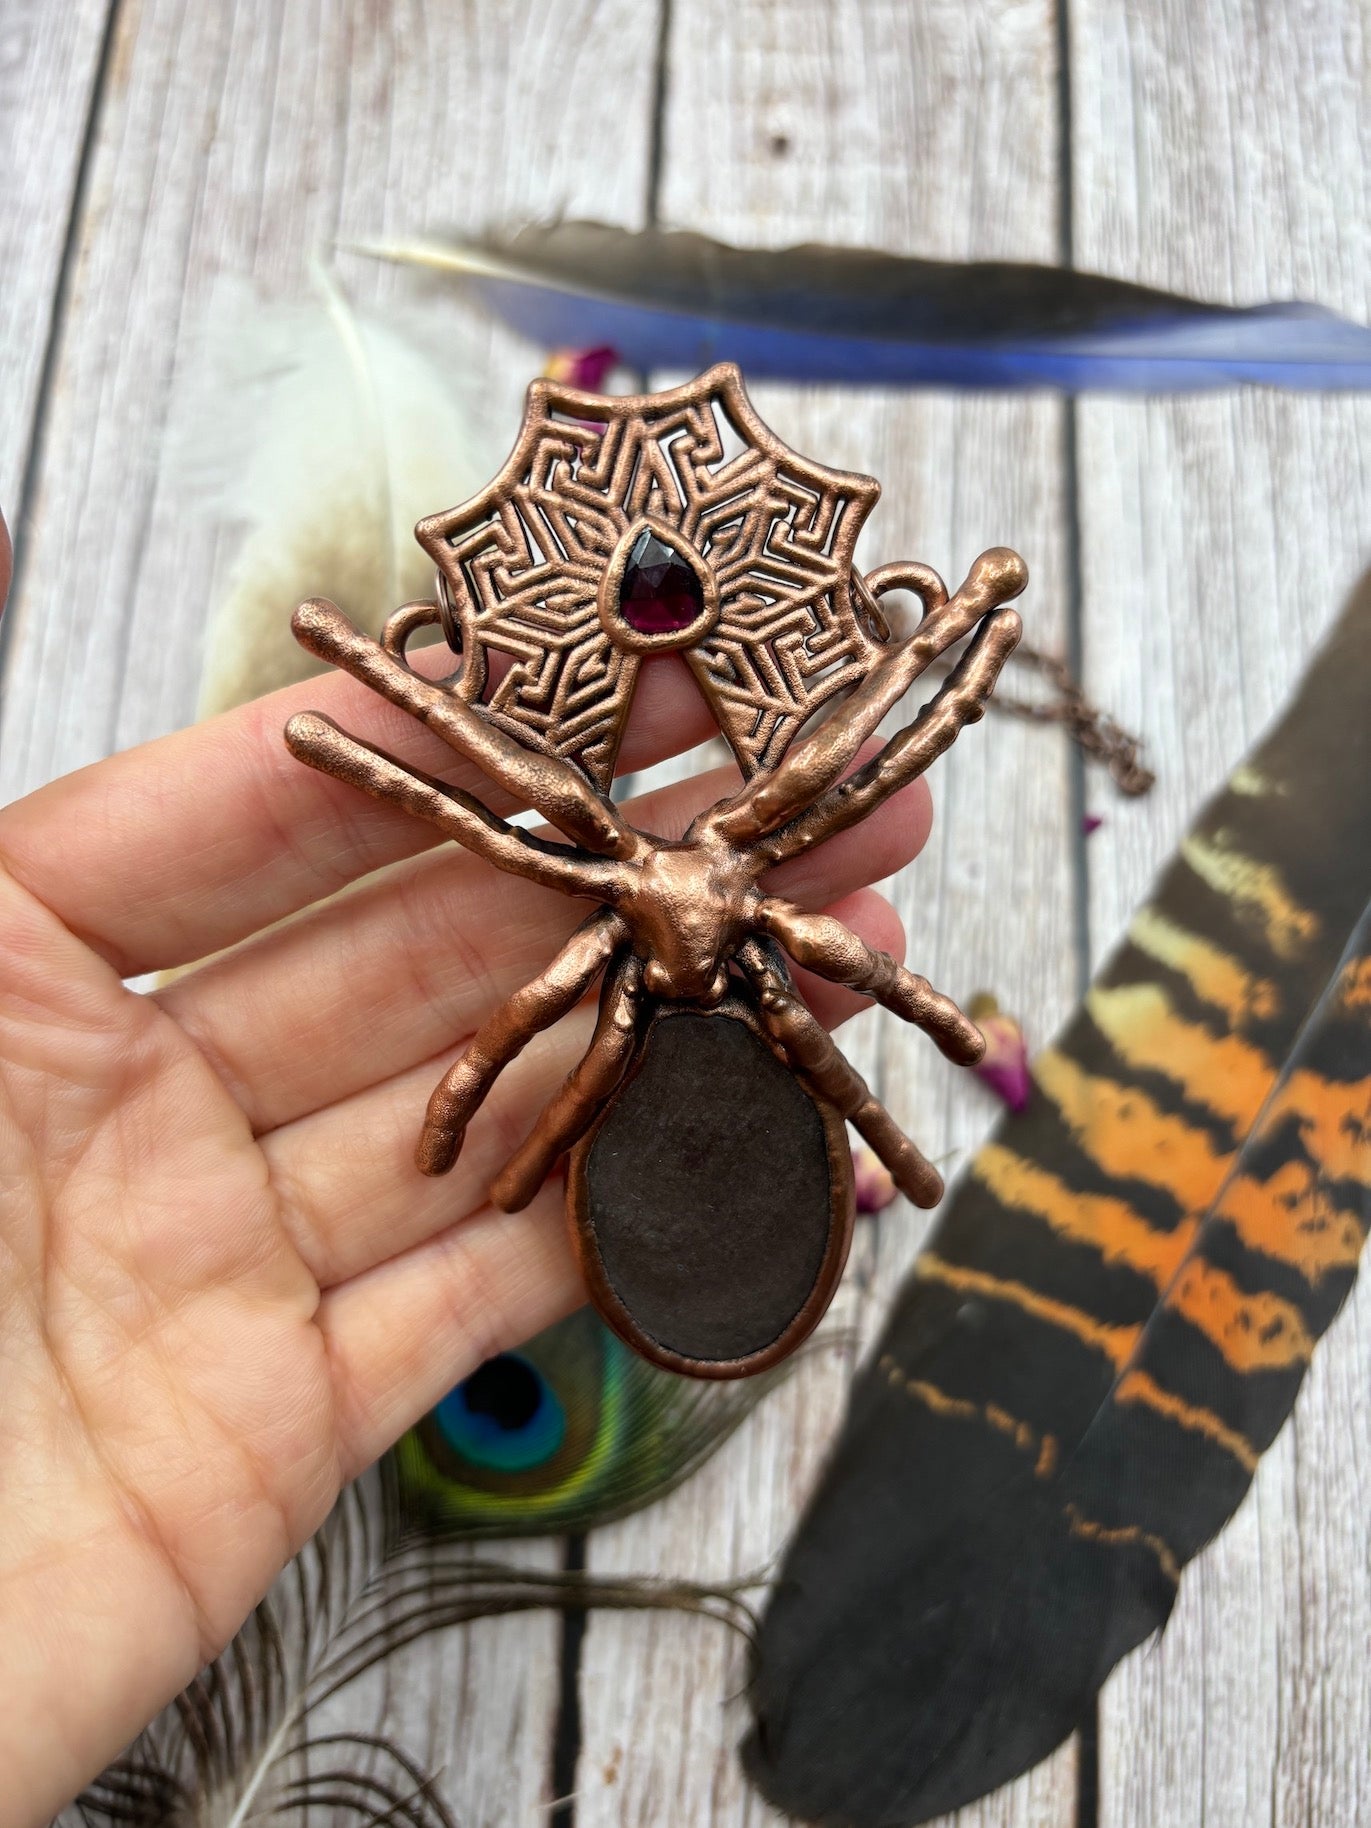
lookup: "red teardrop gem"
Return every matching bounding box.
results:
[617,529,705,635]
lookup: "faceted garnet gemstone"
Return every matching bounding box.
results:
[617,527,705,635]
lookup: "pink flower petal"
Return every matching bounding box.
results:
[543,345,621,391]
[852,1146,898,1214]
[968,992,1032,1113]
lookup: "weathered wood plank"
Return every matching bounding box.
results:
[0,0,112,508]
[575,5,1081,1824]
[24,4,1365,1824]
[7,2,663,1819]
[1070,2,1371,1822]
[0,0,662,792]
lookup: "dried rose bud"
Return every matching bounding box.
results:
[852,1146,898,1214]
[967,991,1031,1113]
[543,345,620,391]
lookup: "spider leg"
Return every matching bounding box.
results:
[292,600,638,859]
[285,711,629,903]
[754,896,985,1065]
[738,939,944,1209]
[488,953,642,1213]
[702,548,1025,849]
[416,911,627,1176]
[752,603,1022,867]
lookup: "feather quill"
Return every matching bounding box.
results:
[745,569,1371,1825]
[354,220,1371,391]
[70,1472,751,1826]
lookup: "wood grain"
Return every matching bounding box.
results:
[0,0,663,796]
[573,5,1081,1825]
[12,1,1370,1823]
[1070,3,1371,1823]
[0,0,112,509]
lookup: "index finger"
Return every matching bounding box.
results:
[0,649,716,977]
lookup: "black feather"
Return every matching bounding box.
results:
[745,572,1371,1825]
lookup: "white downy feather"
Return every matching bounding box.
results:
[190,268,489,716]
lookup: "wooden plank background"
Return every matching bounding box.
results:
[3,1,1366,1823]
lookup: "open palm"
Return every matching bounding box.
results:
[0,605,930,1825]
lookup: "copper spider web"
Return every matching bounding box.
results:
[415,363,889,789]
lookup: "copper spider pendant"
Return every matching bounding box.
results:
[285,363,1027,1379]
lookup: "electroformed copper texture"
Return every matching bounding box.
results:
[284,363,1027,1378]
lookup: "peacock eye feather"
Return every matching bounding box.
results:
[433,1354,568,1474]
[382,1307,793,1544]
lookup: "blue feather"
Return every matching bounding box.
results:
[356,221,1371,392]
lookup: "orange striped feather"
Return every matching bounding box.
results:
[749,569,1371,1828]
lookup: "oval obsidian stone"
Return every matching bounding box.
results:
[581,1009,838,1364]
[617,527,705,635]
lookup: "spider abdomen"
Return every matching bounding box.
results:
[568,1000,855,1378]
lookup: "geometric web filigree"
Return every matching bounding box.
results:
[416,363,892,789]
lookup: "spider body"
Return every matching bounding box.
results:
[569,997,854,1375]
[283,365,1027,1377]
[616,822,755,1004]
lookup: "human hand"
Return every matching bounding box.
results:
[0,563,931,1824]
